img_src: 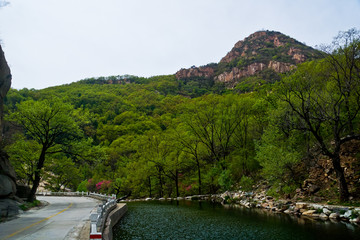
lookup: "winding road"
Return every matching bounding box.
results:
[0,196,100,240]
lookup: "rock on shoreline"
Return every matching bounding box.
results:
[217,190,360,225]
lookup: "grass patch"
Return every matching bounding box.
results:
[340,201,360,207]
[315,208,323,214]
[351,211,359,219]
[326,200,360,207]
[19,200,41,211]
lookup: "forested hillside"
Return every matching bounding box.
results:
[4,29,360,203]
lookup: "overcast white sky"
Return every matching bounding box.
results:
[0,0,359,89]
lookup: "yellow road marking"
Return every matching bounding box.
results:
[2,203,73,240]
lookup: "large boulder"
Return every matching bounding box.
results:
[329,212,340,219]
[302,210,316,216]
[322,207,332,216]
[0,151,16,181]
[0,199,19,218]
[0,174,16,196]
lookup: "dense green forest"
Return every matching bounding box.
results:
[3,29,360,202]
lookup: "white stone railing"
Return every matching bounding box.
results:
[36,191,88,196]
[36,191,116,200]
[90,198,117,239]
[89,192,116,200]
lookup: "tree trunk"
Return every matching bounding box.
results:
[244,122,249,176]
[344,96,354,135]
[158,168,163,198]
[149,177,152,198]
[175,169,179,198]
[27,147,46,202]
[196,158,202,195]
[332,154,349,202]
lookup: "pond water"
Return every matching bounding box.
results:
[113,200,360,240]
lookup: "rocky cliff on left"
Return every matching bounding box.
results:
[0,43,18,220]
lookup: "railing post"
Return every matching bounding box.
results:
[90,214,102,240]
[97,205,102,215]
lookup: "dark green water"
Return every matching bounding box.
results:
[113,200,360,240]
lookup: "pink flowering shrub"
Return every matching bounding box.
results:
[96,180,111,193]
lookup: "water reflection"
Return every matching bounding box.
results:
[113,200,360,240]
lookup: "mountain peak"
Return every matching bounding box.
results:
[220,30,309,64]
[176,30,322,89]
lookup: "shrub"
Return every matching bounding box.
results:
[86,179,96,192]
[351,211,359,219]
[218,170,233,191]
[77,180,88,192]
[281,184,297,195]
[239,176,254,192]
[267,186,280,199]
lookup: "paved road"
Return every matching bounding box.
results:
[0,196,100,240]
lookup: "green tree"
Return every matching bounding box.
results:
[6,99,82,201]
[277,29,360,201]
[43,155,81,191]
[5,134,41,185]
[174,124,206,195]
[183,95,245,169]
[137,130,171,198]
[256,125,302,184]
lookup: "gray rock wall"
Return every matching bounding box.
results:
[0,44,11,140]
[0,43,18,219]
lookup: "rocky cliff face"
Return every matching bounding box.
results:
[175,30,322,89]
[215,61,294,87]
[175,66,215,80]
[0,44,18,219]
[0,45,11,136]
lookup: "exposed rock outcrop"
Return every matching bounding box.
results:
[215,61,295,87]
[215,63,267,83]
[175,30,322,89]
[175,66,215,80]
[0,43,18,219]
